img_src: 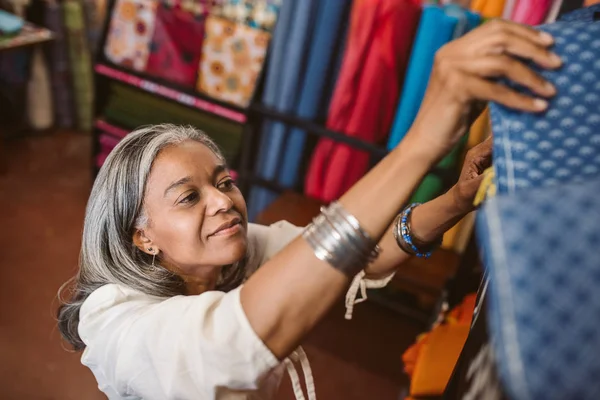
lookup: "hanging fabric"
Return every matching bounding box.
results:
[64,0,94,131]
[304,0,421,203]
[27,46,53,130]
[104,0,157,70]
[45,1,75,128]
[511,0,553,25]
[146,0,209,88]
[470,0,506,18]
[275,0,352,189]
[197,15,271,105]
[247,0,317,220]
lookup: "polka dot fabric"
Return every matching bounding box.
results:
[490,19,600,194]
[477,179,600,400]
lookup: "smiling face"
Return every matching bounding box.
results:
[133,140,248,278]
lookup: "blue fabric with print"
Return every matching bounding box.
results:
[490,19,600,194]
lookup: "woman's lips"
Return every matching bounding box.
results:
[211,222,241,237]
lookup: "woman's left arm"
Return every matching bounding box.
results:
[365,136,492,279]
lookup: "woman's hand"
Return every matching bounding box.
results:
[449,136,493,214]
[408,19,562,162]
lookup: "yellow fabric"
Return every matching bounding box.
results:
[473,167,496,206]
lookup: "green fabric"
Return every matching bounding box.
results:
[409,134,468,203]
[64,0,93,131]
[104,83,244,161]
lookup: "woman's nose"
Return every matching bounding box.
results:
[205,187,234,216]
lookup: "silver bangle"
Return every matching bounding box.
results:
[302,201,381,277]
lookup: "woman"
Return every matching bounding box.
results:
[58,20,560,400]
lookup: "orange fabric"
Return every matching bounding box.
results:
[410,324,471,397]
[470,0,506,17]
[402,294,477,397]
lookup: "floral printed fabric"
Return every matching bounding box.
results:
[146,1,209,87]
[212,0,281,31]
[197,15,270,107]
[104,0,157,71]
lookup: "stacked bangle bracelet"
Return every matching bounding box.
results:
[302,201,381,277]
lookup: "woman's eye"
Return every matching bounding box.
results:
[218,179,236,191]
[179,192,198,204]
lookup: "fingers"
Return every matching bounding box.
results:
[483,19,554,47]
[466,76,549,112]
[464,55,555,98]
[472,20,562,70]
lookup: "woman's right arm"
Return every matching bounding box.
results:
[241,20,562,359]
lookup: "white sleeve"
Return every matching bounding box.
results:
[79,284,279,400]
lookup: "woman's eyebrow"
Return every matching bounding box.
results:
[212,164,228,181]
[163,176,192,198]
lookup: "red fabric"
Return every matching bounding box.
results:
[145,3,206,88]
[304,0,422,202]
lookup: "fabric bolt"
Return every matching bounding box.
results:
[44,2,75,128]
[470,0,506,18]
[511,0,553,25]
[197,15,271,106]
[275,0,352,191]
[213,0,282,31]
[476,178,600,400]
[82,0,101,55]
[247,0,316,220]
[64,0,94,132]
[386,5,480,151]
[146,1,208,88]
[490,19,600,194]
[304,0,422,203]
[502,0,517,20]
[104,0,157,71]
[105,82,244,161]
[27,47,54,130]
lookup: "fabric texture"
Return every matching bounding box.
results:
[304,0,421,203]
[104,0,157,70]
[146,1,208,87]
[197,15,271,107]
[476,179,600,400]
[490,19,600,194]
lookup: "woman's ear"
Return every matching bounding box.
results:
[133,229,158,255]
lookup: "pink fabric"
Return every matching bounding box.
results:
[511,0,552,25]
[304,0,421,202]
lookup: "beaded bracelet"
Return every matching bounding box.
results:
[393,203,442,258]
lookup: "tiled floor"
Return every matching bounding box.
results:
[0,131,423,400]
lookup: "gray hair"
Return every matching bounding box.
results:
[57,124,247,350]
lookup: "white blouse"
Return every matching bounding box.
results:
[79,221,395,400]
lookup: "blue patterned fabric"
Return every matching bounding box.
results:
[490,19,600,194]
[477,178,600,400]
[558,3,600,22]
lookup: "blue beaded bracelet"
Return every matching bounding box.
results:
[394,203,441,258]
